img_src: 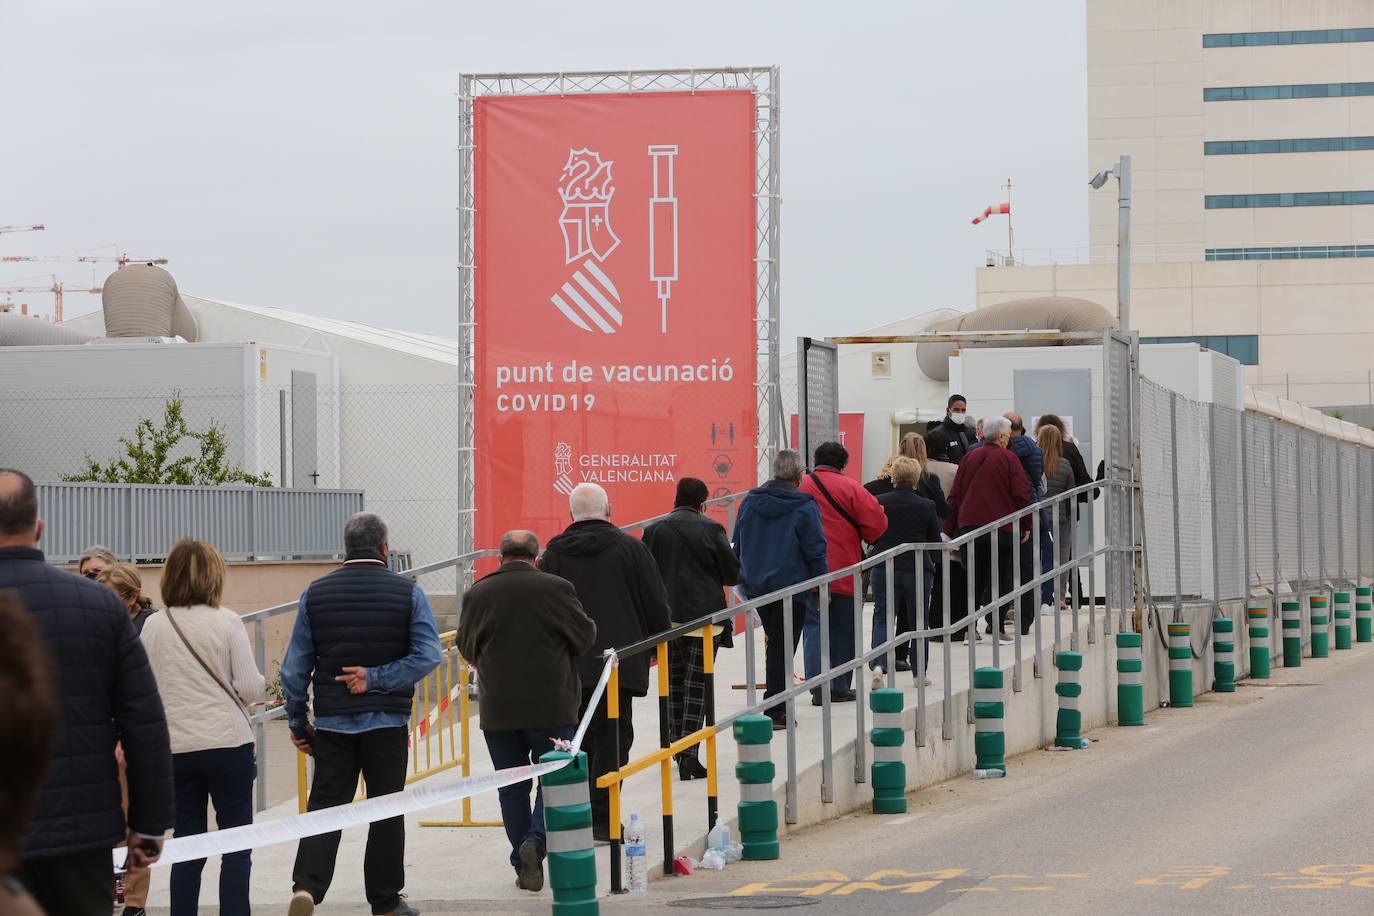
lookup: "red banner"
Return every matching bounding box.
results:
[789,413,866,483]
[474,91,757,547]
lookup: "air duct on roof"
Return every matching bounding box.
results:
[915,296,1117,381]
[0,312,92,346]
[101,264,199,341]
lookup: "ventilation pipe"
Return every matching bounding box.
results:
[915,296,1117,381]
[101,264,199,341]
[0,313,92,346]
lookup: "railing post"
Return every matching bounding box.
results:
[655,642,673,878]
[853,571,866,787]
[253,619,267,812]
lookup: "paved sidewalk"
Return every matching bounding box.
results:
[141,605,1100,911]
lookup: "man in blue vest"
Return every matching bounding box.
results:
[283,512,441,916]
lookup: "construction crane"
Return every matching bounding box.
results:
[0,276,102,322]
[1,253,166,268]
[0,225,45,235]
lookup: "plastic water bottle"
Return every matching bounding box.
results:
[624,813,648,892]
[707,823,731,851]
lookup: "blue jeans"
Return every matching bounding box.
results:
[484,726,577,870]
[804,591,855,692]
[170,742,255,916]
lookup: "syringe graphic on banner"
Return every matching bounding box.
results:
[648,144,679,333]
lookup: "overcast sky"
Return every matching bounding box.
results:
[1,1,1086,342]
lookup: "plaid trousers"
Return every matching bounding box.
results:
[668,631,720,760]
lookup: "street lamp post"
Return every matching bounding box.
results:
[1089,154,1132,333]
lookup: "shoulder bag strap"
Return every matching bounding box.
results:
[163,607,252,727]
[809,472,864,537]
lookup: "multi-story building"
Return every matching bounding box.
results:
[976,0,1374,421]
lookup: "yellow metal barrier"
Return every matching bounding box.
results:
[595,626,721,886]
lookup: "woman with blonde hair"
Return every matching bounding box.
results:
[140,540,263,916]
[96,562,160,635]
[865,432,951,520]
[95,562,161,916]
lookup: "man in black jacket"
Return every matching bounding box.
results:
[642,478,741,780]
[867,458,942,685]
[0,469,174,916]
[934,394,977,463]
[457,530,597,892]
[541,483,672,840]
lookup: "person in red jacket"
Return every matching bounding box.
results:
[800,442,888,703]
[944,417,1031,642]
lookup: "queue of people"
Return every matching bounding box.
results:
[0,414,1090,911]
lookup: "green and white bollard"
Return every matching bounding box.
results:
[972,667,1006,778]
[1310,595,1330,659]
[1212,616,1236,692]
[733,714,779,860]
[1247,603,1271,680]
[1116,632,1145,726]
[1357,585,1373,643]
[1168,622,1192,708]
[1054,651,1089,749]
[869,689,907,813]
[1282,600,1303,667]
[1334,591,1353,651]
[539,751,598,916]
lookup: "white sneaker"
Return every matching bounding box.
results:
[998,635,1015,645]
[870,670,884,691]
[288,890,316,916]
[1040,603,1056,617]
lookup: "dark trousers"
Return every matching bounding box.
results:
[171,742,255,916]
[578,688,634,832]
[934,553,971,640]
[968,528,1016,634]
[759,593,809,719]
[668,631,720,761]
[484,726,577,870]
[293,727,408,916]
[803,591,855,692]
[870,565,918,670]
[15,847,113,916]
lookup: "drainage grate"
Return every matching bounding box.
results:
[667,896,821,910]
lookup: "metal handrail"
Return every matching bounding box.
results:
[592,476,1132,888]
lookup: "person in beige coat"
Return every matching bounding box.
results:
[140,539,264,916]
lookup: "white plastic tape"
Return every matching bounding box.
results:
[117,652,616,870]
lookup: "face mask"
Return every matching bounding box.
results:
[950,412,966,423]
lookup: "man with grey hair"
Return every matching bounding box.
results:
[944,418,1031,644]
[284,512,439,916]
[458,529,596,891]
[731,449,827,729]
[541,483,671,840]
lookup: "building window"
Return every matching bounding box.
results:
[1204,28,1374,48]
[1204,82,1374,101]
[1206,245,1374,261]
[1205,190,1374,209]
[1139,335,1260,365]
[1205,136,1374,155]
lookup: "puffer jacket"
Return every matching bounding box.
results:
[800,466,888,596]
[0,546,174,860]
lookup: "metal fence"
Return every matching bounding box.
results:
[1138,375,1374,618]
[35,481,363,564]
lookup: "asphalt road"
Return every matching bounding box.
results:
[144,642,1374,915]
[603,640,1374,916]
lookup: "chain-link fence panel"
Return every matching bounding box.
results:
[1276,423,1301,586]
[1139,378,1178,603]
[1364,449,1374,579]
[1300,430,1322,585]
[1340,443,1358,581]
[1174,391,1206,601]
[1243,412,1275,593]
[1213,404,1246,601]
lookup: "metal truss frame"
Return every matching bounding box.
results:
[456,66,782,559]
